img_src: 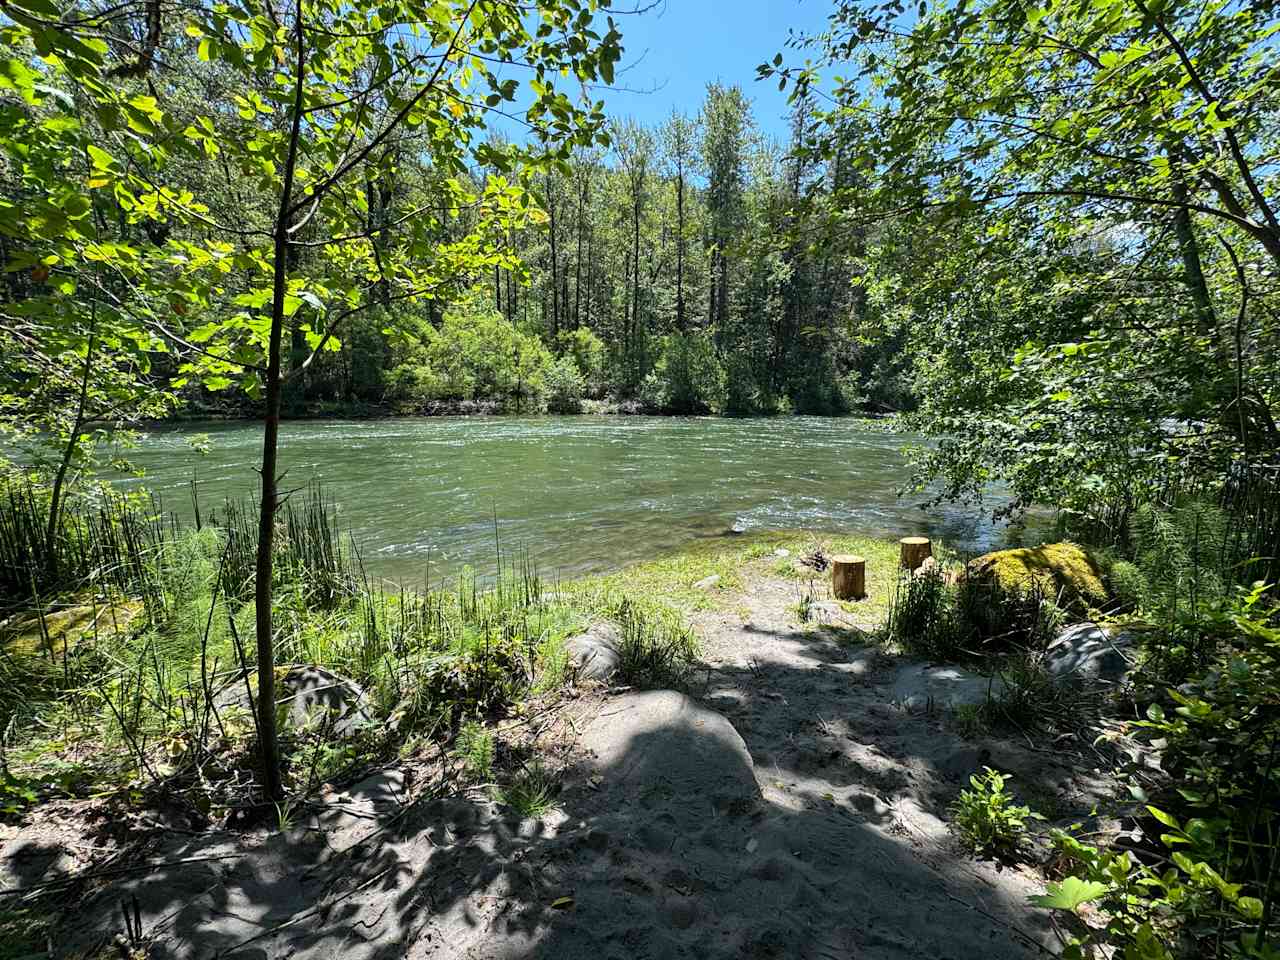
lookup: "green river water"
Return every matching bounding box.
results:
[114,416,1037,581]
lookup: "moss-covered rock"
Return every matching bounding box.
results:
[966,542,1108,612]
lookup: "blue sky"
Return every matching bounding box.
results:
[595,0,833,140]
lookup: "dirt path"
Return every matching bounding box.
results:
[9,569,1117,959]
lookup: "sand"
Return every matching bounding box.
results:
[3,574,1121,959]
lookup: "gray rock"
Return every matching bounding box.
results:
[773,548,791,558]
[565,623,623,681]
[694,574,722,590]
[889,663,1005,712]
[576,690,760,819]
[214,665,372,737]
[1045,622,1135,684]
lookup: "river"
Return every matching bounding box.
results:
[113,416,1037,581]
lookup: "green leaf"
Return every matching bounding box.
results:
[1030,876,1109,911]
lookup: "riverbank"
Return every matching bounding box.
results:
[1,524,1125,958]
[166,396,901,423]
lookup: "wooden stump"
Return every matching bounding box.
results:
[899,537,933,572]
[831,554,866,601]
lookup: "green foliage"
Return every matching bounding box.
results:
[0,771,37,820]
[600,596,697,689]
[950,767,1042,860]
[1040,824,1272,960]
[387,294,553,410]
[556,328,608,398]
[544,356,586,414]
[454,721,495,781]
[642,332,727,414]
[0,491,600,805]
[497,760,559,818]
[886,561,1064,660]
[1130,499,1230,614]
[771,0,1280,510]
[1107,559,1150,612]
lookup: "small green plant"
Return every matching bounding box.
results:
[497,760,559,817]
[454,721,495,781]
[274,797,298,833]
[1037,822,1271,960]
[951,702,989,739]
[950,767,1042,860]
[0,771,36,820]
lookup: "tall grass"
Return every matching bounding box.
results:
[0,482,689,806]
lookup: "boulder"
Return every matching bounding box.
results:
[281,665,372,735]
[1045,622,1135,685]
[889,663,1006,712]
[565,623,623,682]
[967,542,1108,612]
[215,665,372,737]
[576,690,759,819]
[693,574,722,590]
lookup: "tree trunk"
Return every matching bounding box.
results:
[45,318,96,562]
[254,0,306,804]
[632,193,641,351]
[675,167,685,331]
[548,174,559,337]
[831,554,866,601]
[1170,170,1217,339]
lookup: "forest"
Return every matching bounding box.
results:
[1,0,1279,958]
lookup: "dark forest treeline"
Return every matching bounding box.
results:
[225,85,902,420]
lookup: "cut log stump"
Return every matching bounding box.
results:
[899,537,933,572]
[831,554,866,601]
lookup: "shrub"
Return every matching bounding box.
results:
[385,290,552,408]
[556,327,608,397]
[544,356,585,414]
[886,562,1063,660]
[644,333,726,414]
[1106,558,1150,611]
[950,766,1042,860]
[1130,499,1229,612]
[723,352,763,415]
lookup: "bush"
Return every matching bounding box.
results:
[723,352,763,415]
[950,766,1042,860]
[886,562,1063,660]
[556,327,608,398]
[385,290,552,408]
[1106,558,1149,611]
[644,333,726,414]
[544,356,585,414]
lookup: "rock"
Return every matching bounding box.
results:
[576,690,760,820]
[967,542,1108,612]
[694,574,722,590]
[773,548,791,558]
[913,556,940,579]
[214,665,372,737]
[889,663,1006,712]
[1045,622,1135,684]
[565,623,623,682]
[281,666,372,736]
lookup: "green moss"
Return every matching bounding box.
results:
[967,542,1108,612]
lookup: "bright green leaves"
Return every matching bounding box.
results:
[1030,876,1109,911]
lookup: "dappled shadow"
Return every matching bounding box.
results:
[31,621,1093,960]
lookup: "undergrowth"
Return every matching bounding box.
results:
[0,483,696,819]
